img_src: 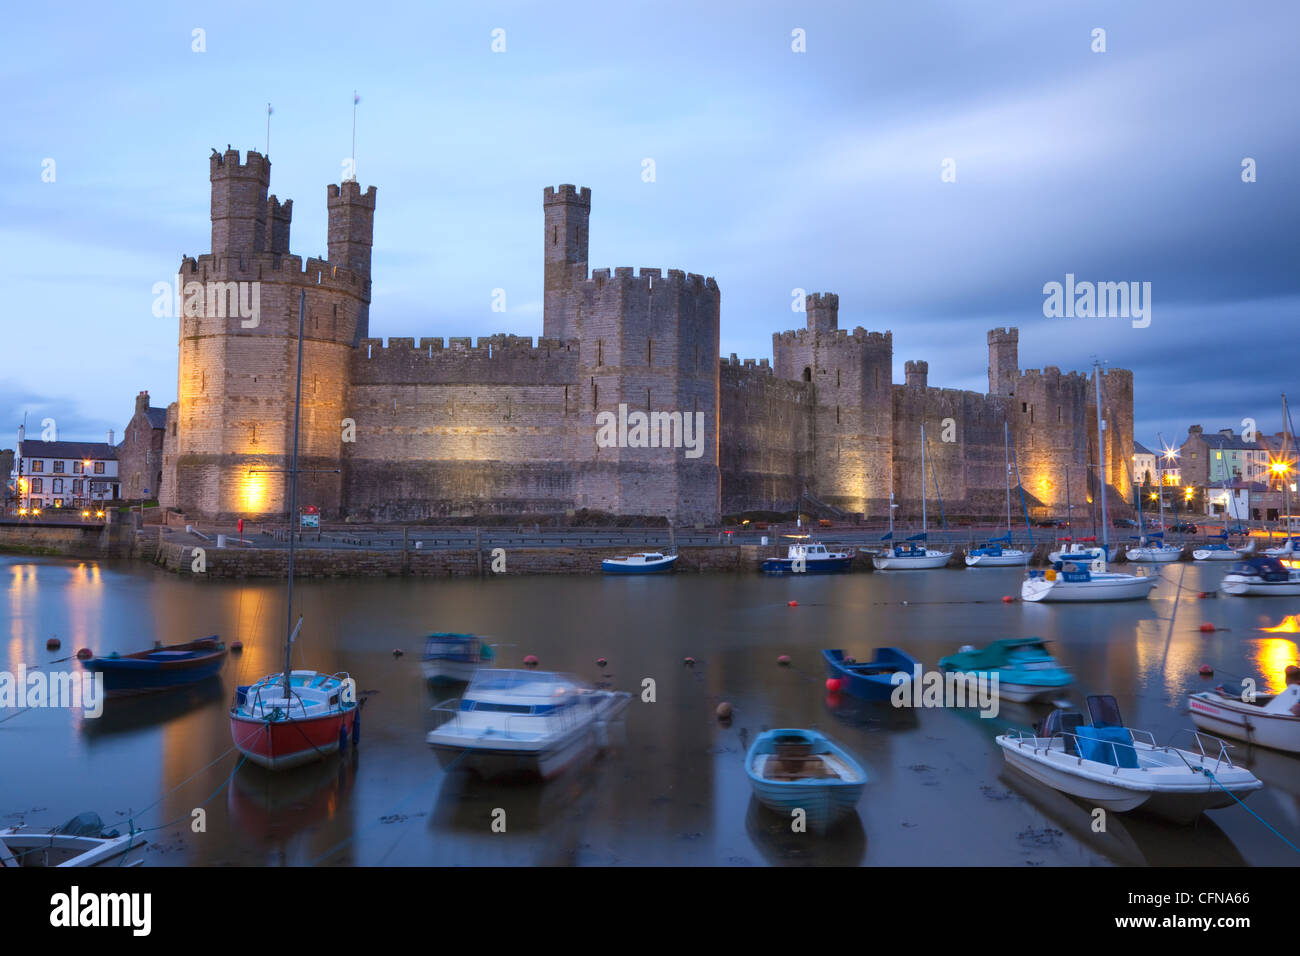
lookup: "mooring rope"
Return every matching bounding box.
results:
[1196,766,1300,855]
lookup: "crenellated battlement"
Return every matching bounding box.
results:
[350,333,578,386]
[210,147,269,178]
[1017,366,1089,387]
[176,251,371,296]
[584,266,718,294]
[543,184,591,206]
[772,326,892,349]
[327,180,378,209]
[356,334,578,361]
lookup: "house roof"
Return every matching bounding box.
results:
[144,407,167,429]
[18,440,117,461]
[1133,441,1155,456]
[1201,432,1264,451]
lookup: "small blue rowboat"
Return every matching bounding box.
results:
[745,729,867,833]
[823,647,918,701]
[601,552,678,574]
[81,636,228,697]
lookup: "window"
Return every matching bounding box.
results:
[73,461,83,474]
[53,460,65,473]
[1021,403,1027,413]
[94,462,104,474]
[72,479,82,494]
[31,478,42,493]
[31,460,43,473]
[803,367,812,382]
[52,479,63,493]
[1215,451,1222,459]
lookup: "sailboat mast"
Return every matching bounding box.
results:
[1285,394,1293,537]
[283,290,306,699]
[1003,421,1012,533]
[1094,362,1110,552]
[920,423,928,534]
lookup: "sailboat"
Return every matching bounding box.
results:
[1264,394,1298,558]
[1022,362,1157,602]
[966,422,1031,566]
[871,423,953,569]
[1193,477,1252,561]
[230,291,360,770]
[1126,437,1183,563]
[1046,463,1120,564]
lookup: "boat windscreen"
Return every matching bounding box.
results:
[1086,694,1125,729]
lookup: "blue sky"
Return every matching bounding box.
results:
[3,0,1298,452]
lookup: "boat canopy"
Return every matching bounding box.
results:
[986,532,1011,544]
[905,532,926,542]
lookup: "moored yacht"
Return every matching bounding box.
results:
[427,669,630,779]
[1220,556,1300,596]
[762,540,853,574]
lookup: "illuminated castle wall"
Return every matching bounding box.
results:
[161,149,1131,524]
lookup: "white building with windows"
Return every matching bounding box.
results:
[11,436,119,514]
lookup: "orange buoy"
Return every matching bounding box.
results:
[523,654,539,667]
[787,600,798,607]
[1199,664,1214,676]
[777,655,791,666]
[1199,622,1216,633]
[75,648,93,660]
[230,641,243,653]
[46,638,60,650]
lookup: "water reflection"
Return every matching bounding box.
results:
[744,796,867,866]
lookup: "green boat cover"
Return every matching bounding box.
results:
[939,638,1051,670]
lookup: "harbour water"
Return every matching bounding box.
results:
[3,554,1299,866]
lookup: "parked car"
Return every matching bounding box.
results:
[1113,517,1139,529]
[1167,522,1198,534]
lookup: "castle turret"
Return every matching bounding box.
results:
[904,360,928,388]
[987,327,1018,396]
[806,293,838,334]
[327,180,377,338]
[210,148,270,259]
[266,196,292,254]
[543,184,591,340]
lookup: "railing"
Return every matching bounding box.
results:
[242,671,354,719]
[430,694,589,740]
[1005,726,1232,777]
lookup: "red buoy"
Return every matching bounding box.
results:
[1198,591,1209,599]
[787,600,798,607]
[825,677,842,692]
[523,654,539,667]
[392,648,404,658]
[683,656,696,666]
[1199,622,1216,633]
[596,657,608,667]
[75,648,93,660]
[1001,595,1014,603]
[777,655,791,666]
[230,640,243,653]
[46,638,60,650]
[1199,664,1214,676]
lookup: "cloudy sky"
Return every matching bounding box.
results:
[4,0,1297,453]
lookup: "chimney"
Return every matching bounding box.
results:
[1188,425,1202,436]
[135,391,150,415]
[107,429,114,446]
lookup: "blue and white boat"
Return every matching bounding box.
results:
[1022,560,1156,602]
[761,540,852,574]
[965,533,1030,567]
[1192,532,1252,562]
[822,647,917,701]
[601,552,678,574]
[420,632,495,683]
[1125,531,1183,564]
[937,638,1072,703]
[744,729,867,833]
[81,636,228,697]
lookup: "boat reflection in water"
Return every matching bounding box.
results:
[999,764,1247,866]
[743,796,867,866]
[823,691,919,732]
[226,753,357,861]
[78,678,225,739]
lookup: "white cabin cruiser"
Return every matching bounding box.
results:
[996,695,1262,824]
[1021,556,1156,602]
[1220,556,1300,596]
[763,540,853,574]
[427,669,630,780]
[1189,683,1300,754]
[870,536,952,570]
[0,812,148,867]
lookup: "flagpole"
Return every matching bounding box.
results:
[351,91,358,178]
[266,103,272,157]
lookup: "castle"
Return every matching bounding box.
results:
[160,149,1133,524]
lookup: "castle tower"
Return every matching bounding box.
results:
[987,327,1019,396]
[806,293,838,334]
[543,185,591,340]
[328,181,377,339]
[904,360,928,388]
[210,148,270,258]
[162,150,375,521]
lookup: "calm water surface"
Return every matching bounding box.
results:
[3,555,1300,866]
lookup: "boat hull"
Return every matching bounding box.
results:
[1221,576,1300,596]
[1193,548,1243,561]
[823,648,916,701]
[964,550,1029,567]
[420,658,482,683]
[748,778,866,833]
[1021,573,1155,602]
[231,709,354,771]
[1126,547,1183,563]
[1189,693,1300,754]
[871,551,951,570]
[83,639,228,697]
[601,556,677,574]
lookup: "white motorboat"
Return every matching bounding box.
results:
[996,695,1263,824]
[601,552,678,574]
[1220,557,1300,596]
[421,632,495,683]
[1021,557,1156,602]
[0,812,148,867]
[763,540,853,574]
[1190,683,1300,754]
[427,669,631,780]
